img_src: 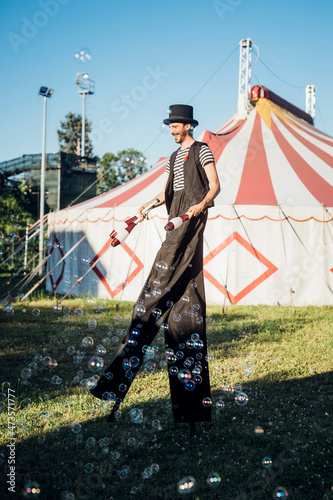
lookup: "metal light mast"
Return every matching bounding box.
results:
[305,85,316,123]
[237,38,253,118]
[76,73,95,157]
[38,86,54,276]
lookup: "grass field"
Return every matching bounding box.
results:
[0,297,332,499]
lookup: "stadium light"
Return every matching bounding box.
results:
[38,86,54,276]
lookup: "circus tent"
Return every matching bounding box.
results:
[46,86,333,306]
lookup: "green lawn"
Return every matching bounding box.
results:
[0,298,332,499]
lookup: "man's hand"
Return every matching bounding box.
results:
[187,202,205,219]
[136,205,148,222]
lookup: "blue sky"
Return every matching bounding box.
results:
[1,0,333,167]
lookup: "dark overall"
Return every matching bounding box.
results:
[91,141,213,423]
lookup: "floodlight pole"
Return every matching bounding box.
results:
[305,85,316,122]
[38,87,53,276]
[237,38,253,118]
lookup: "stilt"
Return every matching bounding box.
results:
[107,402,120,423]
[190,421,196,437]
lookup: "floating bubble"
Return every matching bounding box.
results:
[166,300,174,308]
[235,392,248,406]
[96,345,106,356]
[74,308,83,317]
[206,472,221,488]
[169,366,179,376]
[183,357,194,368]
[112,451,121,460]
[234,383,242,393]
[244,364,253,375]
[71,423,81,434]
[202,397,212,407]
[175,350,184,359]
[12,213,19,219]
[88,318,97,329]
[152,288,161,297]
[86,437,96,448]
[32,308,40,317]
[74,48,92,63]
[23,480,41,498]
[166,352,176,364]
[88,356,104,373]
[82,337,94,348]
[254,426,264,434]
[34,355,42,363]
[119,383,127,392]
[196,316,203,325]
[156,261,168,273]
[84,462,94,473]
[152,308,162,318]
[152,419,161,429]
[261,457,273,468]
[178,476,196,495]
[173,313,181,322]
[134,303,146,317]
[185,380,195,391]
[22,398,32,408]
[193,374,202,385]
[130,408,143,424]
[273,486,289,498]
[127,437,136,446]
[215,400,225,410]
[177,368,191,383]
[21,368,32,380]
[144,361,155,374]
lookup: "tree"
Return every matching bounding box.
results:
[97,149,149,194]
[57,112,93,157]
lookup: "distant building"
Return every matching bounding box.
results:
[0,152,97,214]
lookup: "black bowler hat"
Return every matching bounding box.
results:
[163,104,199,127]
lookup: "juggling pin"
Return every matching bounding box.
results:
[110,199,159,247]
[164,214,189,231]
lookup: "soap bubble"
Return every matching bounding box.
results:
[169,366,179,376]
[254,426,264,434]
[22,398,32,408]
[152,419,161,429]
[152,308,162,318]
[21,368,32,380]
[173,313,181,323]
[234,383,242,393]
[272,486,289,498]
[130,408,143,424]
[119,383,127,392]
[206,472,221,488]
[71,423,81,434]
[32,308,40,317]
[215,400,225,410]
[86,437,96,448]
[178,476,196,495]
[23,480,41,498]
[88,318,97,329]
[235,392,248,406]
[84,462,94,473]
[82,337,94,348]
[166,300,174,307]
[88,356,104,372]
[96,345,106,356]
[134,303,146,317]
[202,397,212,407]
[127,437,136,446]
[74,308,83,317]
[244,364,253,375]
[130,356,140,368]
[156,261,168,273]
[74,48,92,63]
[185,380,195,391]
[152,288,161,297]
[144,361,155,374]
[177,369,191,383]
[261,457,273,468]
[12,213,19,219]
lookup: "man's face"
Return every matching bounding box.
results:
[169,123,190,143]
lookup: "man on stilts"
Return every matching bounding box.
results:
[90,105,220,435]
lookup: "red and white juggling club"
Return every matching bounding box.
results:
[164,214,189,231]
[110,199,160,247]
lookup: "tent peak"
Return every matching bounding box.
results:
[250,85,314,126]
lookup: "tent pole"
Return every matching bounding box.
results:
[278,206,295,314]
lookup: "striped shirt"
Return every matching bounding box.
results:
[166,144,215,192]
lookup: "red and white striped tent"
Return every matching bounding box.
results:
[47,86,333,306]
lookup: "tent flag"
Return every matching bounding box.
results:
[47,87,333,306]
